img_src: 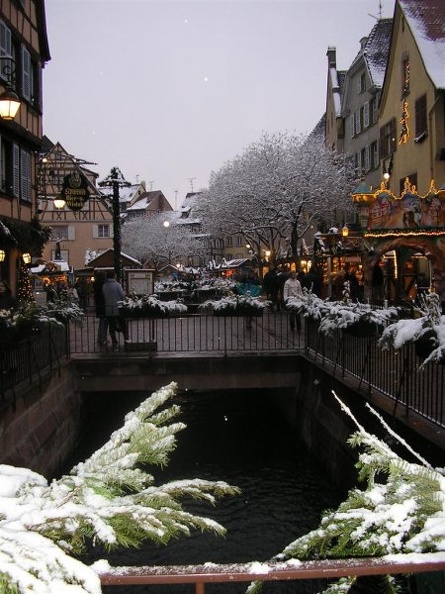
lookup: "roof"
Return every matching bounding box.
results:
[87,248,141,266]
[398,0,445,89]
[126,190,167,212]
[349,18,392,88]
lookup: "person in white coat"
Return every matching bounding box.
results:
[283,270,303,331]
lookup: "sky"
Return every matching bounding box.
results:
[43,0,395,209]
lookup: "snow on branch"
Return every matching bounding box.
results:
[0,382,240,594]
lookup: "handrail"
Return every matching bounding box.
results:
[99,552,445,592]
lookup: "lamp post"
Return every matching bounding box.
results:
[99,167,130,283]
[0,56,21,120]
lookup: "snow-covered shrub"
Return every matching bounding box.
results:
[0,382,239,594]
[201,292,268,315]
[118,293,188,317]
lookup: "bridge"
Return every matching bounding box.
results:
[1,310,445,592]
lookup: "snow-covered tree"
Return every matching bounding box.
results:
[122,214,207,271]
[196,131,357,265]
[0,382,239,594]
[246,392,445,594]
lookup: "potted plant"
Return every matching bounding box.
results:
[118,293,188,318]
[379,292,445,366]
[317,281,399,337]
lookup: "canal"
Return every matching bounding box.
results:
[66,387,345,594]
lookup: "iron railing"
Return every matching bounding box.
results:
[68,311,304,355]
[98,554,445,593]
[0,325,68,403]
[305,318,445,428]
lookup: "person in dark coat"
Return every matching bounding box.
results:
[301,267,322,297]
[94,272,108,346]
[263,266,280,311]
[102,270,130,348]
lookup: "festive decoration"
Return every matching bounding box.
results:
[16,261,34,304]
[399,99,410,144]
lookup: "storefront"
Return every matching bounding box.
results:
[353,178,445,304]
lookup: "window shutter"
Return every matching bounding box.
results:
[350,115,354,139]
[363,102,369,128]
[355,109,361,135]
[21,45,31,100]
[20,149,31,202]
[12,143,20,197]
[364,146,371,171]
[92,224,98,239]
[0,21,12,84]
[68,226,75,240]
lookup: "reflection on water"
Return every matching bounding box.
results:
[73,388,344,594]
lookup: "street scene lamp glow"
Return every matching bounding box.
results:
[0,89,20,120]
[163,220,170,228]
[22,252,31,264]
[54,197,66,209]
[0,249,5,262]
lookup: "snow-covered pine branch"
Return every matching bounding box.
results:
[0,382,240,594]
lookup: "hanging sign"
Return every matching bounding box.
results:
[61,170,90,211]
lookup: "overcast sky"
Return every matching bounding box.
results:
[43,0,395,209]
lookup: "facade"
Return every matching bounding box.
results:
[0,1,50,302]
[378,0,445,196]
[37,140,111,271]
[342,19,393,190]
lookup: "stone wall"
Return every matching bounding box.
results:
[0,365,85,479]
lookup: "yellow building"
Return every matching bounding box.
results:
[379,0,445,195]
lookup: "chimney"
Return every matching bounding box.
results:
[327,47,336,68]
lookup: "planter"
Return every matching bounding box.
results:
[343,320,381,337]
[214,309,263,317]
[125,341,157,352]
[119,308,169,319]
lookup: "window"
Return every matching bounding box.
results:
[401,57,410,99]
[98,224,110,238]
[371,96,378,125]
[51,248,68,261]
[379,119,397,159]
[357,73,366,94]
[363,101,370,128]
[226,236,233,247]
[414,94,427,142]
[355,109,361,135]
[236,235,243,247]
[0,20,12,86]
[52,226,69,241]
[363,146,371,172]
[350,115,355,139]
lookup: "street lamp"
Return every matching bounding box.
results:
[0,56,21,120]
[99,167,130,283]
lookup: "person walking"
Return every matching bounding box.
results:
[102,270,130,349]
[94,272,108,346]
[283,270,303,331]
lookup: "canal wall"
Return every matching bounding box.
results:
[277,355,445,491]
[0,364,87,479]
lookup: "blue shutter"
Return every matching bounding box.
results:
[13,144,20,197]
[21,45,31,100]
[20,149,31,202]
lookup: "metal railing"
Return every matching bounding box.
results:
[68,311,304,355]
[305,318,445,428]
[98,553,445,593]
[0,326,68,403]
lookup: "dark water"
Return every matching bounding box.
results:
[69,388,344,594]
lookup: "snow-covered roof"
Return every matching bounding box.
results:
[30,260,71,274]
[349,18,392,89]
[87,248,141,266]
[399,0,445,89]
